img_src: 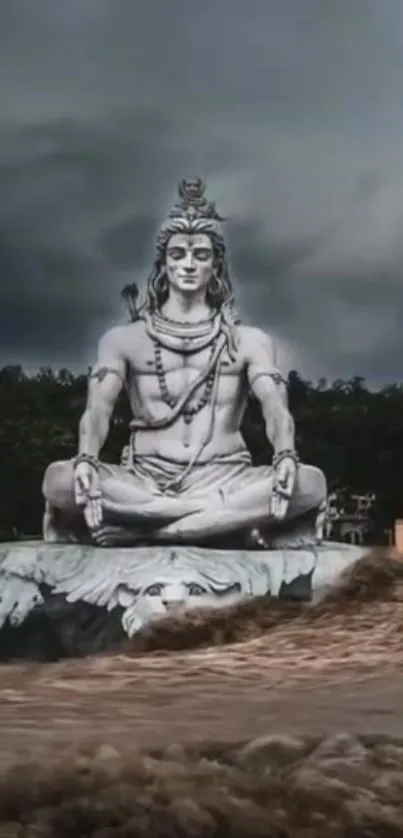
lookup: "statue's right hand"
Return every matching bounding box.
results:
[73,461,103,531]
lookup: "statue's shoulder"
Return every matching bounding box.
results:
[236,324,275,355]
[98,320,147,355]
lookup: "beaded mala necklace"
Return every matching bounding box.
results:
[153,337,217,424]
[145,310,222,426]
[130,313,229,491]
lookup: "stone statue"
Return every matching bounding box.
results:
[42,177,327,550]
[0,177,370,655]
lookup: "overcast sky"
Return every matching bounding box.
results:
[1,0,403,384]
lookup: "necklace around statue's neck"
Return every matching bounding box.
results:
[144,309,222,354]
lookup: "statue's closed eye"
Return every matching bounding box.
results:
[144,583,165,596]
[186,583,207,596]
[207,582,242,597]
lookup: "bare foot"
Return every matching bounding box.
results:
[245,528,270,549]
[90,524,147,548]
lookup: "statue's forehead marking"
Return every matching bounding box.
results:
[168,232,213,250]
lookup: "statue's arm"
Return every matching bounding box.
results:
[243,328,295,454]
[78,328,126,458]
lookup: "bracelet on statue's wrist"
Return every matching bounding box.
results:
[73,453,100,471]
[272,449,299,469]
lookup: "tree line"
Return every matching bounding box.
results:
[0,365,401,540]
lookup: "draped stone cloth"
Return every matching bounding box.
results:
[102,449,267,498]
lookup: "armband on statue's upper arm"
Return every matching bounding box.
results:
[87,363,126,413]
[89,366,126,386]
[248,370,287,391]
[244,329,287,393]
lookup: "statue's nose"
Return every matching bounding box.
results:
[162,597,185,609]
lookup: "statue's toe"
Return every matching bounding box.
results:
[245,528,269,549]
[91,526,113,546]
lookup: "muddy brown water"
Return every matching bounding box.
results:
[0,548,402,767]
[1,666,403,766]
[0,619,402,761]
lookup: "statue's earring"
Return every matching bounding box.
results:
[208,271,222,303]
[210,271,220,291]
[157,271,169,294]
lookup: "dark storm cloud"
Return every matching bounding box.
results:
[1,0,403,382]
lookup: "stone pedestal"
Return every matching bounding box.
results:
[0,540,368,661]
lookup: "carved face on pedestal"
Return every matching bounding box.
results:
[114,549,272,636]
[165,233,214,298]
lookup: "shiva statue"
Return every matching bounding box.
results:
[42,177,327,549]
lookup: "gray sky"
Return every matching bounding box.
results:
[1,0,403,384]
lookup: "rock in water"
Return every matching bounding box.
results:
[0,540,367,661]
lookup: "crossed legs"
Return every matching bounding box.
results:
[42,459,327,547]
[152,464,327,542]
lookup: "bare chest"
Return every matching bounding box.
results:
[125,336,246,405]
[126,333,244,376]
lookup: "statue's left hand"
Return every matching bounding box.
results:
[74,460,103,531]
[270,456,297,521]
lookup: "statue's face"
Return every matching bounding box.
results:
[165,233,214,295]
[118,563,250,636]
[140,576,242,615]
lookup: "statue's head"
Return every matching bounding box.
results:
[122,178,239,327]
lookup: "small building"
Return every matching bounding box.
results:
[326,491,376,545]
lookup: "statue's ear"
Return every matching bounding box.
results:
[214,254,223,275]
[157,255,167,276]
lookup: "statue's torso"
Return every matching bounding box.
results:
[119,320,249,462]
